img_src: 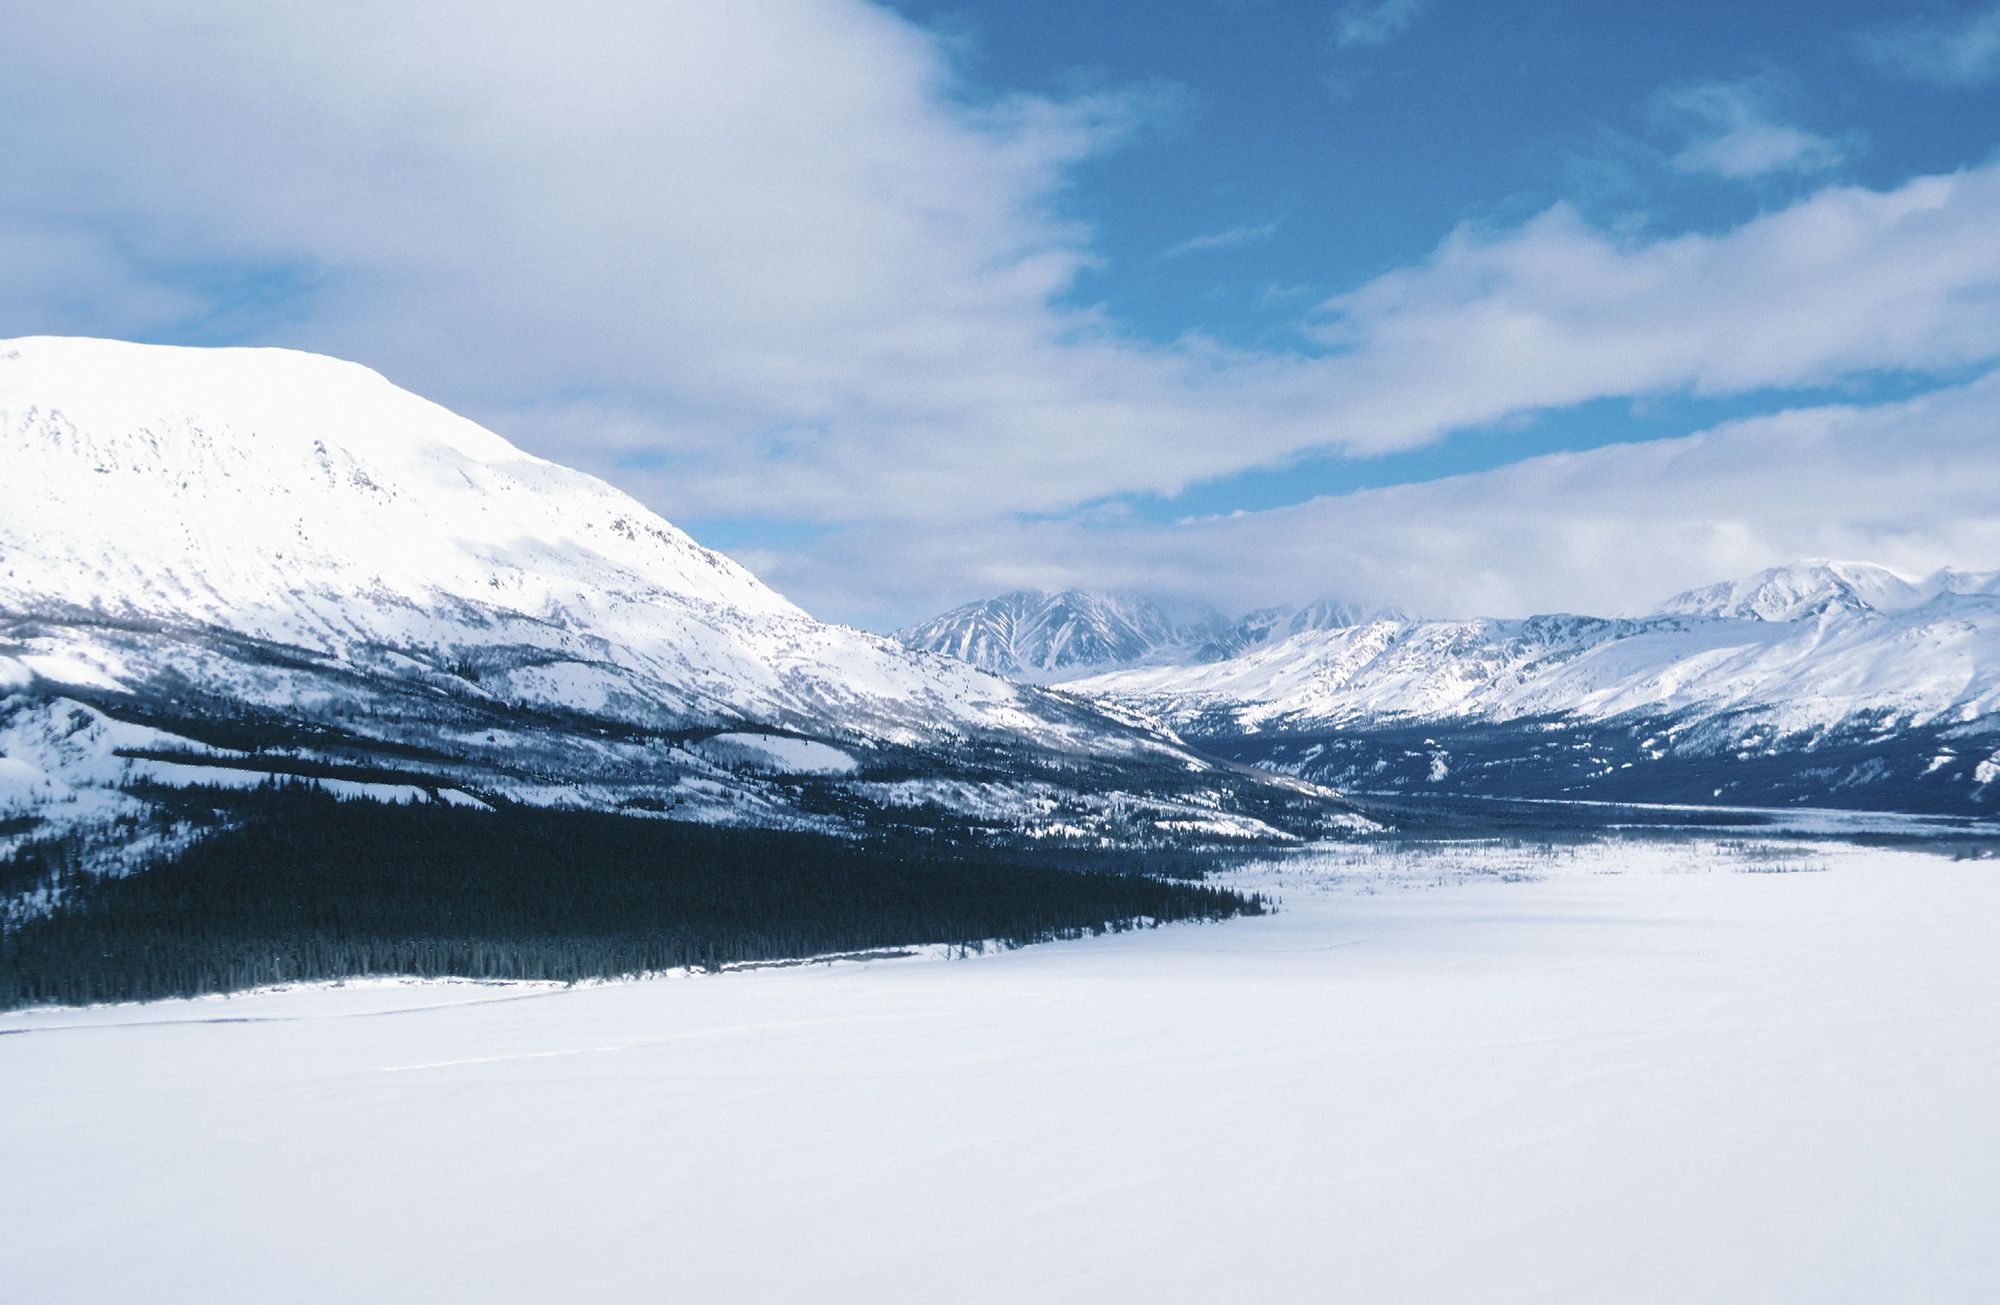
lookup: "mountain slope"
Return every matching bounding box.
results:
[1065,563,2000,813]
[0,337,1352,860]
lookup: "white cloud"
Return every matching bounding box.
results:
[776,373,2000,625]
[1653,77,1849,179]
[1861,5,2000,87]
[557,158,2000,542]
[1199,373,2000,618]
[1333,0,1430,49]
[3,2,2000,625]
[1298,166,2000,451]
[0,2,1158,454]
[1163,219,1283,258]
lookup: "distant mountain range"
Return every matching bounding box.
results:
[0,337,1353,875]
[897,590,1374,681]
[1659,559,2000,622]
[906,562,2000,814]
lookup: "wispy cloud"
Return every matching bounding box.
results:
[1653,76,1849,180]
[1860,4,2000,87]
[1162,219,1282,258]
[1332,0,1429,49]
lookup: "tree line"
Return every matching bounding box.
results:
[1,783,1263,1008]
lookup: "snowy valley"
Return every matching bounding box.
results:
[8,830,1997,1303]
[4,341,1999,1305]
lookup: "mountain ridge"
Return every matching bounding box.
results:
[896,588,1372,681]
[1656,559,2000,623]
[908,560,2000,812]
[0,336,1357,866]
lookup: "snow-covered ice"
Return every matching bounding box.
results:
[3,837,1997,1303]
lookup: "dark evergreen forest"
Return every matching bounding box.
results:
[0,784,1263,1009]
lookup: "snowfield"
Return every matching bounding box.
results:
[5,837,1998,1304]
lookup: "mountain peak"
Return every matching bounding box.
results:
[2,336,510,466]
[1,335,801,629]
[3,336,1344,846]
[896,590,1194,680]
[1657,560,1924,622]
[898,590,1375,680]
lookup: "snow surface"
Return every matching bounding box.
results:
[5,838,1996,1303]
[695,732,858,775]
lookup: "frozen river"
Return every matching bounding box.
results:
[5,835,1997,1303]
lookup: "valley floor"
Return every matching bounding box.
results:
[4,836,1998,1303]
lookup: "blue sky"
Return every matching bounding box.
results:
[889,0,2000,522]
[5,1,2000,624]
[918,0,1999,297]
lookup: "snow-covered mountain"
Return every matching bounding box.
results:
[897,590,1366,680]
[897,591,1193,681]
[0,337,1349,856]
[1656,559,2000,622]
[1064,562,2000,813]
[1226,599,1377,650]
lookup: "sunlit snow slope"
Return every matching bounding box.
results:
[0,337,1344,849]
